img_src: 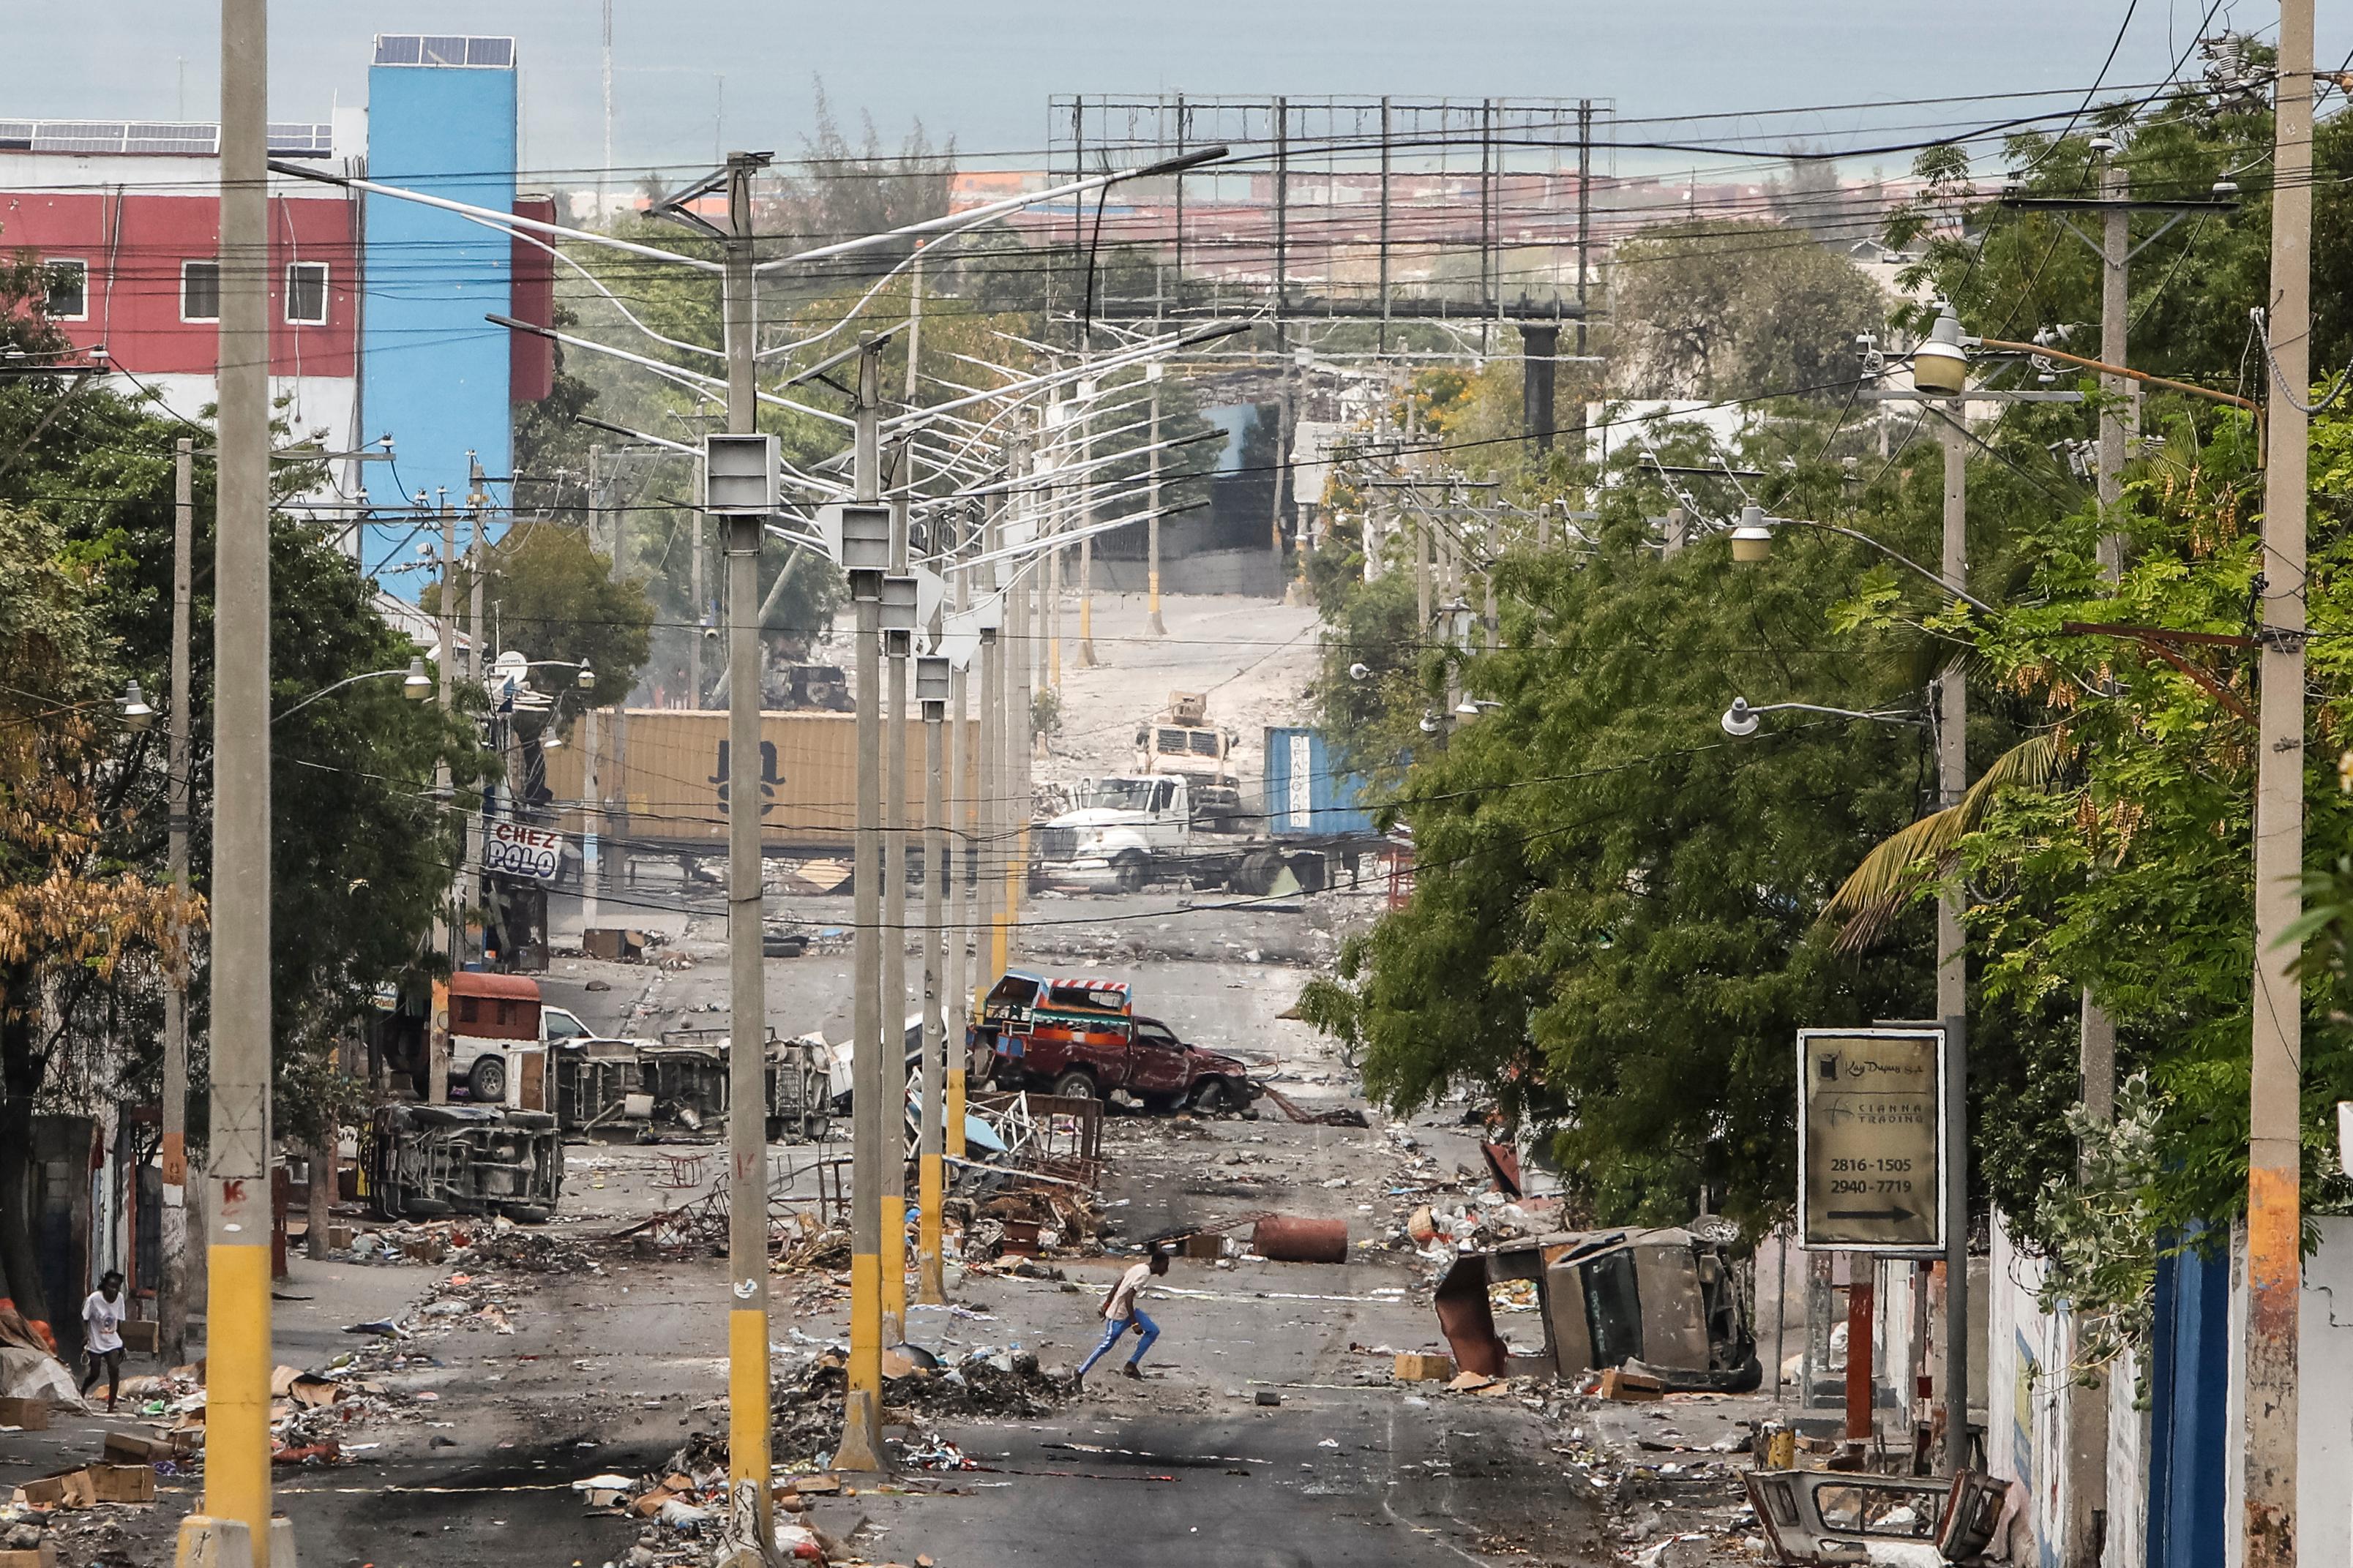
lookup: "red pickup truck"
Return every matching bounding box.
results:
[969,969,1257,1113]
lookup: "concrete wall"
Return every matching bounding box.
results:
[361,50,516,534]
[2223,1215,2353,1568]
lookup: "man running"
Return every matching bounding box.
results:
[79,1272,127,1412]
[1077,1248,1169,1384]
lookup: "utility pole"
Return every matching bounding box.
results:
[883,441,912,1347]
[2247,4,2313,1561]
[190,0,277,1553]
[717,149,773,1560]
[599,0,614,218]
[1146,362,1167,635]
[947,551,973,1163]
[1575,100,1593,362]
[430,497,456,1102]
[1077,380,1097,667]
[160,438,194,1369]
[916,654,949,1304]
[839,334,890,1475]
[689,502,706,706]
[1935,408,1970,1482]
[981,487,1009,983]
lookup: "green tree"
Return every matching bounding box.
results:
[1605,220,1887,400]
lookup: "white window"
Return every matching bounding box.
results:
[43,259,87,320]
[285,261,329,326]
[180,260,220,323]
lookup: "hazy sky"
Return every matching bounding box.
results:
[13,3,2339,179]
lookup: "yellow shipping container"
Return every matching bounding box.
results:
[541,708,981,852]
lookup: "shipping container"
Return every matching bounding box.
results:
[542,708,980,852]
[1261,726,1376,837]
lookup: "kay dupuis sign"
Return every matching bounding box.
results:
[1797,1028,1946,1253]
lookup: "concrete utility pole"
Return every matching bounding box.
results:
[883,442,912,1346]
[1575,100,1593,362]
[1935,410,1970,1482]
[981,489,1008,983]
[433,495,460,1035]
[599,0,614,216]
[1146,363,1167,635]
[947,555,973,1163]
[160,437,194,1368]
[717,149,773,1560]
[187,0,277,1556]
[1077,372,1098,667]
[2247,4,2313,1561]
[839,336,889,1475]
[916,654,949,1304]
[689,505,706,706]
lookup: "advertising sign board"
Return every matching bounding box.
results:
[1797,1027,1945,1253]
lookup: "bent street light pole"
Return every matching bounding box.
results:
[2248,4,2313,1563]
[719,149,774,1559]
[197,0,276,1556]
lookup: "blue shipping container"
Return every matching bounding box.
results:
[1263,727,1377,836]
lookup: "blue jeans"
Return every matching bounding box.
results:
[1077,1308,1160,1376]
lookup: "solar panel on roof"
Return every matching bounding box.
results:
[420,35,468,65]
[0,122,34,150]
[465,37,513,67]
[373,34,421,64]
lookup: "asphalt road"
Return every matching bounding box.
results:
[1,898,1604,1568]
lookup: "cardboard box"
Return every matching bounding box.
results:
[18,1469,95,1509]
[0,1541,60,1568]
[1598,1368,1665,1402]
[1393,1352,1455,1381]
[85,1465,155,1504]
[117,1321,160,1354]
[102,1430,173,1465]
[0,1397,51,1430]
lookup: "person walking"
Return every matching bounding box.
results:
[1077,1247,1169,1384]
[79,1272,127,1413]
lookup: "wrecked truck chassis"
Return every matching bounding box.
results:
[365,1104,562,1223]
[1743,1468,2011,1564]
[1434,1226,1761,1391]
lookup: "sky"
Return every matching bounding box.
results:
[12,2,2344,180]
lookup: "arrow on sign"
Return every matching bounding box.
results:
[1828,1206,1916,1223]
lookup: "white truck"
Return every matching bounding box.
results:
[1033,773,1345,895]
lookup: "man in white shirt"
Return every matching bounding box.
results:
[79,1272,127,1413]
[1076,1248,1169,1384]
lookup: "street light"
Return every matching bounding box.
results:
[121,679,155,731]
[1721,696,1921,737]
[274,658,436,723]
[1729,506,1774,564]
[1910,302,1970,397]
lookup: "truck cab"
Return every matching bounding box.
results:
[1036,774,1234,890]
[443,972,594,1107]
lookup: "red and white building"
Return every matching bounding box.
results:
[0,116,365,457]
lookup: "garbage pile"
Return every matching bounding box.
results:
[344,1214,598,1273]
[955,1185,1103,1262]
[580,1435,853,1568]
[765,1344,1067,1460]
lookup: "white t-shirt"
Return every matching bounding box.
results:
[82,1291,124,1354]
[1104,1262,1152,1321]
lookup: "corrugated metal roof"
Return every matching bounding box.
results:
[0,119,332,157]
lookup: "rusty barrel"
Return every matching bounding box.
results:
[1252,1216,1347,1264]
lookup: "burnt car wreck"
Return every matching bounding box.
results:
[1434,1226,1761,1390]
[364,1104,563,1223]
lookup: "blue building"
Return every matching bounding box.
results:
[361,34,520,548]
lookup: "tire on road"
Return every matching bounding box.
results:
[1051,1070,1098,1102]
[1189,1077,1230,1113]
[468,1054,507,1104]
[1113,851,1150,893]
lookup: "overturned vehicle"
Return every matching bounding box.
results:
[1434,1226,1761,1391]
[1743,1468,2012,1565]
[364,1104,562,1223]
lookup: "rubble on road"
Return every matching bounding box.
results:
[341,1214,600,1273]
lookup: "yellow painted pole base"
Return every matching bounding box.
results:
[849,1250,881,1402]
[880,1194,907,1342]
[201,1245,272,1552]
[174,1515,255,1568]
[946,1068,968,1160]
[726,1308,771,1545]
[916,1152,946,1305]
[835,1388,886,1474]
